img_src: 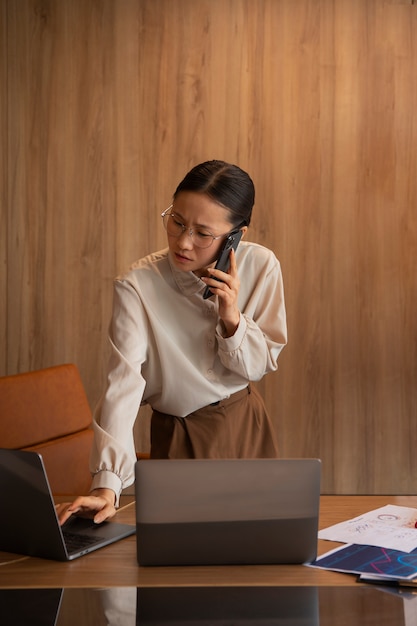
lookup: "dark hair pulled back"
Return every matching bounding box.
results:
[173,160,255,228]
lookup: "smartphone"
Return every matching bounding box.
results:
[203,229,243,299]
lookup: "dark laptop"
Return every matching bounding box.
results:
[0,448,135,561]
[135,458,321,566]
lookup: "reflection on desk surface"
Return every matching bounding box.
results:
[0,585,416,626]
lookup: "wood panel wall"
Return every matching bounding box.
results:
[0,1,6,376]
[1,0,416,494]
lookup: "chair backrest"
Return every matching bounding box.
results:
[0,363,93,495]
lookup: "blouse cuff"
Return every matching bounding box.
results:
[90,469,124,508]
[215,313,246,352]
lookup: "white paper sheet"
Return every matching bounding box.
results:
[318,504,417,552]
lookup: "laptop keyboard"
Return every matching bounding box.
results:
[63,531,105,553]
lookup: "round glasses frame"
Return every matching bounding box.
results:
[161,205,232,249]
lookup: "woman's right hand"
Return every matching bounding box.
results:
[56,488,117,526]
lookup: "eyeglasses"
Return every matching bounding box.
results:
[161,205,230,249]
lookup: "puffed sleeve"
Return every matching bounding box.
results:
[89,279,148,504]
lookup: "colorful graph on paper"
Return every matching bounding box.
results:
[311,543,417,580]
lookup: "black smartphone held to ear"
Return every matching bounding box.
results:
[203,229,243,299]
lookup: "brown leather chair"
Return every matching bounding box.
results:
[0,363,94,495]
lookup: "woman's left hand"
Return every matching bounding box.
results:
[203,249,241,337]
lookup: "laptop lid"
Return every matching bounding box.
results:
[135,458,321,566]
[0,448,135,561]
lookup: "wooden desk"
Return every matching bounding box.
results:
[1,495,417,590]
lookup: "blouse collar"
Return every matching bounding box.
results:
[167,251,205,297]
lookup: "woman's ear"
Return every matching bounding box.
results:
[240,226,248,239]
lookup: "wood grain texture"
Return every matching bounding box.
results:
[0,0,7,374]
[2,0,417,493]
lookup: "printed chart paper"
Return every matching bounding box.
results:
[318,505,417,553]
[310,543,417,581]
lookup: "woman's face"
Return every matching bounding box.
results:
[166,191,235,276]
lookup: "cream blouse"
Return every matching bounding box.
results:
[90,241,287,500]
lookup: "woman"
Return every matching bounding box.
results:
[58,160,287,525]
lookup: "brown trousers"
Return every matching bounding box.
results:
[150,385,279,459]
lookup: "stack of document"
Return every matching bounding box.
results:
[310,504,417,585]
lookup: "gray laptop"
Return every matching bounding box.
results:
[0,448,135,561]
[135,458,321,566]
